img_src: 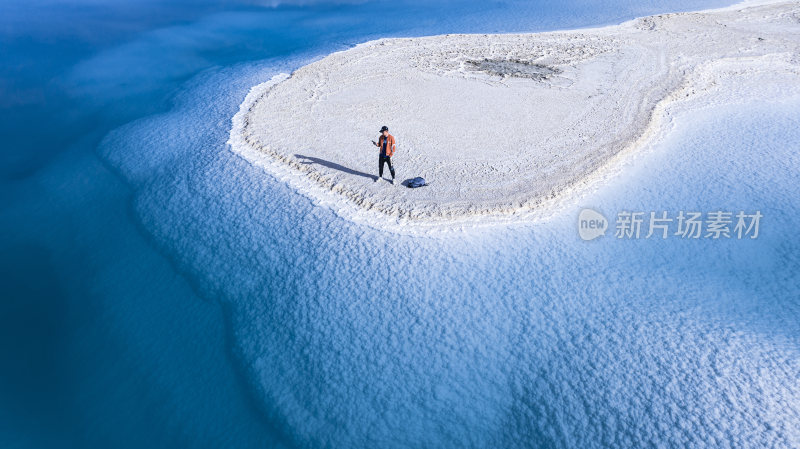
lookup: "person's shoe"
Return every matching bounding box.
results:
[374,176,382,183]
[389,178,395,185]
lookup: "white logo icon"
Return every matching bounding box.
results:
[578,208,608,241]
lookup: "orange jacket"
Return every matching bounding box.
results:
[376,134,396,157]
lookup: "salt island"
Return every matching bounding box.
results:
[229,0,800,228]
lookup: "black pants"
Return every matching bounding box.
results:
[379,155,395,179]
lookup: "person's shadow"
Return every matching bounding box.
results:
[294,154,376,180]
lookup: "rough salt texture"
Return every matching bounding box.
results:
[230,1,800,226]
[90,3,800,448]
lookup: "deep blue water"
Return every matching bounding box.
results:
[4,1,798,448]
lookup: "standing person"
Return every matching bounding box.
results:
[372,125,396,184]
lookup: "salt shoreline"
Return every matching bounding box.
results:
[229,0,800,232]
